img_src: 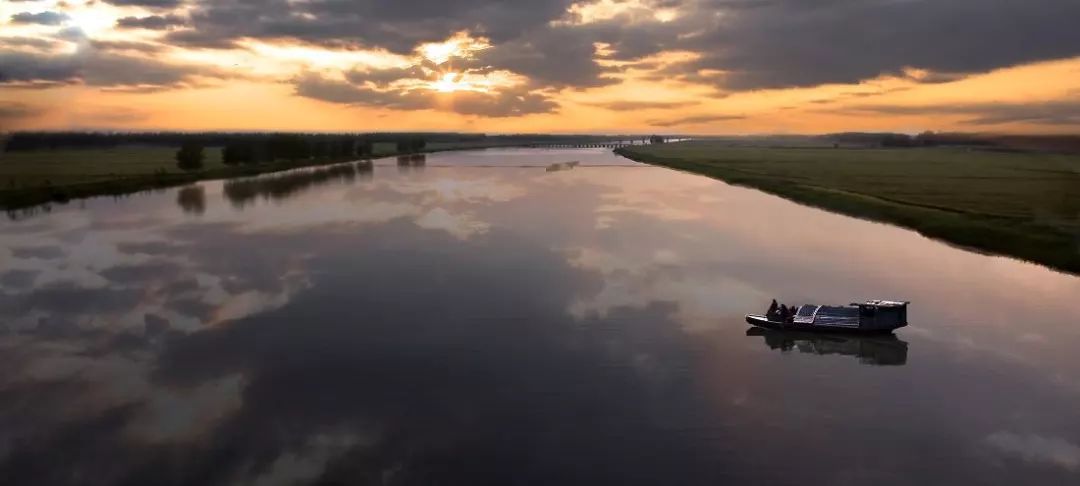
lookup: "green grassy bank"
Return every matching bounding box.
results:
[616,141,1080,274]
[0,142,497,211]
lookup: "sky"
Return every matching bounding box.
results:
[1,0,1079,134]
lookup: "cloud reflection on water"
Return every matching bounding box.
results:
[1,149,1080,484]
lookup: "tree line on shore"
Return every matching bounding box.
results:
[1,131,657,153]
[174,134,426,171]
[2,131,465,152]
[821,132,1080,152]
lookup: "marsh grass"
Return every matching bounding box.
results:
[617,141,1080,274]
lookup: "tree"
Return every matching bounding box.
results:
[176,142,204,171]
[915,131,939,147]
[223,142,260,165]
[880,133,914,148]
[222,144,241,165]
[312,141,329,158]
[396,137,426,154]
[356,138,373,157]
[649,135,666,144]
[267,134,309,161]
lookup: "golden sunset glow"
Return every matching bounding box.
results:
[432,73,466,93]
[1,0,1078,133]
[419,32,490,66]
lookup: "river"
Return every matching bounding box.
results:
[2,148,1079,485]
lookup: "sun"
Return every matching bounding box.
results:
[432,72,467,93]
[418,31,491,66]
[421,42,461,66]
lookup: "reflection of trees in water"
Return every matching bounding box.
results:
[223,162,365,208]
[397,154,426,174]
[746,327,908,366]
[356,160,374,180]
[176,185,206,215]
[6,204,54,221]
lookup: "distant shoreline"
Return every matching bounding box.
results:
[0,143,524,213]
[616,142,1080,275]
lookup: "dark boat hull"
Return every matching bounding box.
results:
[745,314,900,335]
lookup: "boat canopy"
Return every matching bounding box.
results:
[813,305,860,328]
[853,300,910,308]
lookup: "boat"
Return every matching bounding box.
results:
[746,299,909,334]
[745,327,908,365]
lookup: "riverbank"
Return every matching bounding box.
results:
[616,141,1080,274]
[0,143,499,211]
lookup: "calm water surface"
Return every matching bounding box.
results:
[2,149,1080,485]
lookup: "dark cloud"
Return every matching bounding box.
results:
[88,39,166,54]
[474,26,617,89]
[174,0,1080,94]
[0,36,61,50]
[10,11,68,26]
[158,1,614,90]
[449,89,559,117]
[294,73,558,117]
[171,0,575,52]
[679,0,1080,90]
[3,0,1080,115]
[839,99,1080,126]
[0,45,228,90]
[115,15,186,30]
[102,0,182,7]
[161,28,240,49]
[344,66,428,88]
[0,51,77,84]
[647,113,745,127]
[293,74,424,108]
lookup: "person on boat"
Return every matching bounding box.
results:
[766,299,780,321]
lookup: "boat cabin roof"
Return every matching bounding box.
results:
[852,300,909,308]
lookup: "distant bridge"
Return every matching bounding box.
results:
[523,138,687,149]
[524,140,654,149]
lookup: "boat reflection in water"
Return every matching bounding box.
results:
[746,327,909,366]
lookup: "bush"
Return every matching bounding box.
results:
[396,138,426,154]
[223,143,262,165]
[176,143,204,171]
[356,139,374,157]
[267,134,310,161]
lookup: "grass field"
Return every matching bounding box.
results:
[617,141,1080,274]
[0,147,229,189]
[0,141,518,211]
